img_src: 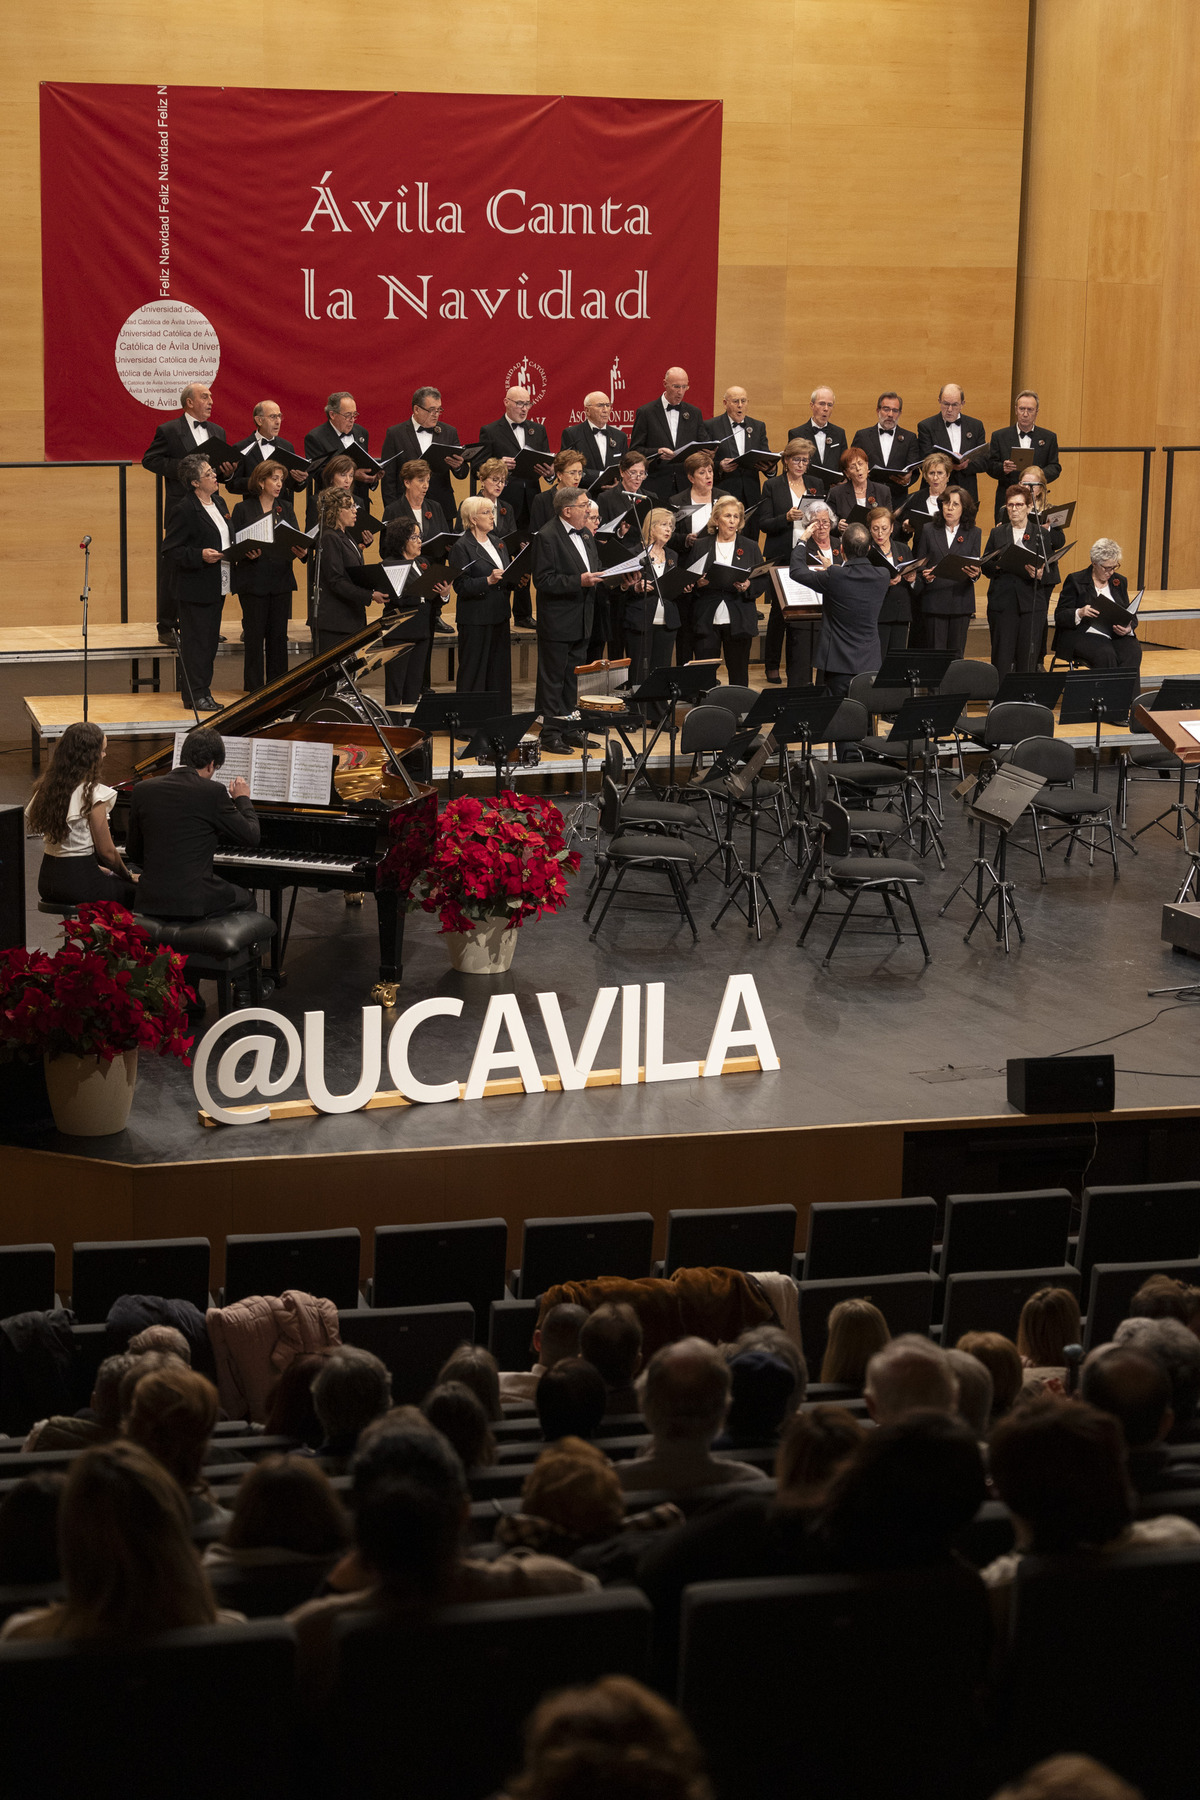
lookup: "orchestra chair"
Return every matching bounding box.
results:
[222,1227,362,1310]
[514,1212,655,1300]
[134,910,276,1019]
[938,658,999,778]
[371,1219,508,1343]
[1075,1181,1200,1295]
[703,683,759,723]
[70,1237,211,1323]
[940,1265,1080,1346]
[798,1272,939,1379]
[662,1204,798,1277]
[820,700,911,810]
[967,700,1055,798]
[799,1197,937,1283]
[0,1244,56,1317]
[583,778,700,942]
[796,800,930,966]
[938,1188,1073,1278]
[601,740,701,835]
[849,672,914,763]
[1084,1256,1200,1351]
[1008,736,1119,879]
[338,1301,474,1404]
[1116,685,1191,830]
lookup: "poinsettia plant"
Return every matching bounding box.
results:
[0,904,193,1064]
[404,791,580,935]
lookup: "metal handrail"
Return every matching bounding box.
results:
[1160,448,1200,589]
[0,459,134,623]
[1057,446,1156,590]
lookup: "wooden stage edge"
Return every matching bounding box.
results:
[5,1103,1200,1296]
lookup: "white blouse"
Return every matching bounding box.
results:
[476,534,503,569]
[712,538,736,626]
[29,780,117,858]
[203,501,231,596]
[647,551,667,625]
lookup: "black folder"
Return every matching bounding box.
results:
[510,446,557,482]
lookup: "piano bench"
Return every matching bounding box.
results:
[37,901,79,918]
[135,912,277,1018]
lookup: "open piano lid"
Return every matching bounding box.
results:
[133,613,419,777]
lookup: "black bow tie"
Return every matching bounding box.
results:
[664,405,679,413]
[878,428,895,435]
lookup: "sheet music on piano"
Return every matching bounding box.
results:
[172,733,334,805]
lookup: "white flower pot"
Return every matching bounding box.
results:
[444,917,520,974]
[43,1049,138,1137]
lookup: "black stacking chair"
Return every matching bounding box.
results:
[968,700,1055,795]
[584,778,700,941]
[801,1197,937,1282]
[0,1244,56,1318]
[1075,1181,1200,1295]
[1116,684,1188,828]
[939,657,1000,777]
[941,1264,1080,1345]
[602,738,702,834]
[1009,735,1120,879]
[515,1212,654,1299]
[663,1204,797,1276]
[821,699,912,808]
[850,672,917,765]
[338,1302,474,1404]
[372,1219,508,1342]
[1085,1257,1200,1351]
[223,1227,361,1309]
[70,1237,211,1323]
[798,800,930,965]
[798,1272,939,1379]
[703,683,758,724]
[939,1188,1073,1277]
[792,758,907,903]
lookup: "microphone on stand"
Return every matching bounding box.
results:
[79,536,93,550]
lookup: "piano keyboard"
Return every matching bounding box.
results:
[214,849,361,876]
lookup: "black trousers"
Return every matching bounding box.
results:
[921,614,970,657]
[988,607,1035,678]
[694,624,752,689]
[586,591,615,663]
[675,595,698,667]
[316,627,353,659]
[624,624,677,688]
[536,633,589,719]
[817,668,857,758]
[239,591,291,691]
[1052,627,1143,671]
[385,636,430,706]
[179,598,224,703]
[512,578,534,628]
[38,852,136,908]
[457,622,512,706]
[877,618,910,665]
[157,500,180,627]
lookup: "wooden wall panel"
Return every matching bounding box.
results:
[0,2,1027,633]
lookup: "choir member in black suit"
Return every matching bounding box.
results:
[916,384,988,504]
[475,386,553,528]
[911,488,981,657]
[985,392,1062,522]
[319,456,378,551]
[623,507,683,695]
[866,504,919,663]
[380,386,464,523]
[560,392,628,476]
[449,496,514,709]
[531,489,605,751]
[303,392,374,528]
[1018,466,1068,663]
[597,451,654,547]
[630,367,706,500]
[703,387,772,508]
[687,497,760,688]
[530,450,587,532]
[378,517,449,708]
[142,383,236,639]
[787,386,846,490]
[1053,539,1141,671]
[800,502,842,575]
[228,460,302,690]
[896,452,953,544]
[851,393,922,504]
[381,459,449,544]
[312,488,388,657]
[983,486,1060,676]
[826,447,893,533]
[760,438,824,683]
[225,400,309,498]
[475,458,531,626]
[160,452,236,712]
[668,453,731,560]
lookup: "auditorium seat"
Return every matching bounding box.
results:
[371,1218,508,1342]
[514,1212,655,1298]
[663,1204,797,1276]
[69,1237,211,1324]
[1084,1257,1200,1350]
[1075,1182,1200,1294]
[489,1296,538,1369]
[70,1321,109,1408]
[337,1302,474,1404]
[938,1188,1073,1277]
[0,1244,56,1319]
[223,1227,362,1310]
[206,1555,337,1619]
[798,1273,939,1379]
[798,1197,937,1282]
[328,1588,653,1800]
[940,1265,1080,1346]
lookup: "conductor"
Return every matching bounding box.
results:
[790,521,891,700]
[126,727,260,919]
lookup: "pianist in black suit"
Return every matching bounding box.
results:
[228,461,301,691]
[303,393,374,529]
[826,447,893,533]
[475,458,531,627]
[476,387,553,528]
[985,392,1062,522]
[911,488,981,657]
[530,449,587,532]
[688,497,760,689]
[1053,539,1141,671]
[560,392,628,477]
[449,495,515,709]
[125,725,259,921]
[380,386,464,523]
[703,387,772,509]
[225,401,309,499]
[313,489,389,658]
[787,387,846,490]
[760,438,823,683]
[379,517,450,707]
[160,452,238,713]
[141,383,236,638]
[631,367,707,502]
[916,385,987,505]
[851,394,922,504]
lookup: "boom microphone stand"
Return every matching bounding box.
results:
[79,535,92,723]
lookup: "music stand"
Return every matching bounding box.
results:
[411,691,505,793]
[1132,677,1200,846]
[1058,669,1141,858]
[940,764,1045,953]
[994,670,1067,708]
[624,660,721,796]
[462,711,539,797]
[876,649,955,691]
[760,694,847,865]
[697,730,782,939]
[883,692,972,867]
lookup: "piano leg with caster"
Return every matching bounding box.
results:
[371,888,405,1007]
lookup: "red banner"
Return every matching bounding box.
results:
[39,84,721,462]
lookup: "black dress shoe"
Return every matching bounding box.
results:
[432,619,455,636]
[157,627,176,647]
[196,693,221,712]
[539,731,571,755]
[559,728,601,751]
[765,670,783,685]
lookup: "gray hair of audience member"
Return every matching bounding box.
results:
[538,1303,589,1369]
[437,1344,502,1421]
[421,1381,496,1469]
[1080,1346,1171,1450]
[642,1338,732,1443]
[553,486,587,517]
[1128,1273,1200,1331]
[864,1334,959,1425]
[579,1303,643,1389]
[311,1347,393,1442]
[117,1349,187,1421]
[127,1325,191,1364]
[730,1323,807,1410]
[1112,1315,1200,1430]
[988,1752,1143,1800]
[944,1348,994,1439]
[841,522,871,560]
[92,1353,139,1435]
[1090,537,1122,568]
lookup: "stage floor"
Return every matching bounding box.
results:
[9,749,1200,1169]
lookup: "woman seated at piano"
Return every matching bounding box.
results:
[377,518,452,708]
[1052,537,1142,672]
[318,455,375,550]
[897,452,953,545]
[760,438,824,684]
[529,451,586,532]
[228,460,301,693]
[668,452,730,558]
[25,720,136,908]
[313,488,389,658]
[911,487,981,657]
[687,496,760,688]
[449,495,514,708]
[826,447,892,534]
[866,504,920,663]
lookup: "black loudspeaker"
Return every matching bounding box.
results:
[0,805,25,951]
[1006,1055,1115,1114]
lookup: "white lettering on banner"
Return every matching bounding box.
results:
[155,87,169,298]
[367,271,646,325]
[191,977,779,1126]
[306,181,652,241]
[115,300,219,411]
[302,171,351,232]
[378,274,430,320]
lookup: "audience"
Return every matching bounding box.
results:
[713,1350,795,1448]
[579,1302,643,1414]
[1079,1346,1200,1491]
[617,1339,766,1492]
[127,1324,192,1363]
[422,1380,497,1468]
[535,1358,607,1443]
[730,1323,807,1409]
[499,1304,589,1403]
[1017,1287,1081,1390]
[820,1297,891,1387]
[311,1347,392,1470]
[203,1454,349,1574]
[988,1755,1143,1800]
[811,1411,988,1573]
[865,1335,959,1423]
[122,1364,229,1527]
[263,1350,333,1447]
[945,1347,995,1440]
[495,1436,680,1581]
[956,1331,1024,1423]
[438,1344,503,1421]
[1128,1273,1200,1338]
[24,1350,138,1452]
[1111,1314,1200,1443]
[0,1473,64,1584]
[508,1675,713,1800]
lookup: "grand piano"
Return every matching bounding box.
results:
[113,620,437,1004]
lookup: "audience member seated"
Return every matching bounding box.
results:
[1079,1346,1200,1491]
[536,1358,608,1443]
[499,1304,589,1403]
[1,1441,244,1640]
[727,1323,807,1412]
[202,1454,349,1601]
[0,1474,65,1585]
[617,1339,766,1492]
[981,1396,1200,1623]
[1017,1287,1081,1392]
[122,1363,229,1528]
[820,1297,891,1389]
[809,1411,988,1575]
[311,1346,393,1472]
[263,1350,334,1448]
[988,1754,1143,1800]
[865,1335,959,1424]
[508,1674,713,1800]
[579,1303,644,1415]
[945,1348,995,1441]
[438,1344,503,1421]
[126,1323,192,1362]
[1128,1273,1200,1339]
[956,1331,1024,1425]
[494,1437,681,1583]
[24,1350,137,1452]
[421,1381,497,1469]
[713,1351,796,1448]
[1111,1315,1200,1446]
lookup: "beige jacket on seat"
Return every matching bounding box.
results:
[206,1289,341,1422]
